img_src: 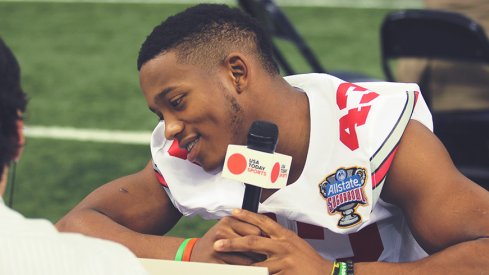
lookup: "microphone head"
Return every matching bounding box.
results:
[247,120,278,153]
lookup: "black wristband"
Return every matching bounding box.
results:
[346,259,354,275]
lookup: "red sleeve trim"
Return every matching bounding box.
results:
[154,170,168,187]
[371,146,398,189]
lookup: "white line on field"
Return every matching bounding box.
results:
[0,0,423,9]
[24,125,152,145]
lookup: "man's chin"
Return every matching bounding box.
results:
[200,161,224,175]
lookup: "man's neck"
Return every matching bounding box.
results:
[276,89,310,184]
[258,83,311,201]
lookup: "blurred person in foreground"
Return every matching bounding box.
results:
[57,4,489,275]
[0,37,147,275]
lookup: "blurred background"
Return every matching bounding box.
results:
[0,0,424,236]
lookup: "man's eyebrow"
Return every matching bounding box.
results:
[148,107,164,120]
[154,86,175,106]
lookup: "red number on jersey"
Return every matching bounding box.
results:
[265,213,384,262]
[336,82,378,151]
[339,106,371,150]
[298,222,384,262]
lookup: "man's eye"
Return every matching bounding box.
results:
[170,95,184,107]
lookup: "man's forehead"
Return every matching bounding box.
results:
[139,52,179,89]
[140,51,177,75]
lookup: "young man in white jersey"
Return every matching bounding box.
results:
[0,38,148,275]
[57,4,489,274]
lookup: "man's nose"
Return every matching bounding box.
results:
[164,116,184,140]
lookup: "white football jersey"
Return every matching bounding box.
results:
[150,73,431,262]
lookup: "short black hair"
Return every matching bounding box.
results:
[0,38,27,173]
[137,4,279,75]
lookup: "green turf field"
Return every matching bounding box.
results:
[0,2,395,237]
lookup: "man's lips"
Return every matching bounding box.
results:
[181,136,201,162]
[186,138,199,152]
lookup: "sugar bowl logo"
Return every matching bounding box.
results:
[319,167,368,227]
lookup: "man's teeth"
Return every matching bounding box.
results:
[187,138,199,152]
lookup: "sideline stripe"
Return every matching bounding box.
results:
[24,125,152,145]
[0,0,423,9]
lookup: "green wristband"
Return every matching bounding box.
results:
[332,260,352,275]
[175,238,191,261]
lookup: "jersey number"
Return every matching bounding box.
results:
[336,83,378,151]
[266,213,384,262]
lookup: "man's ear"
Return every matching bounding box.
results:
[224,53,249,94]
[14,112,24,161]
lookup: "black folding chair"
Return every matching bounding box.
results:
[381,9,489,107]
[381,9,489,189]
[238,0,378,82]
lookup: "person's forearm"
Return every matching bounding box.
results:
[56,209,184,259]
[355,238,489,274]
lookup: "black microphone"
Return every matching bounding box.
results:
[241,120,279,213]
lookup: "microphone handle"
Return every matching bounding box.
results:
[242,184,262,213]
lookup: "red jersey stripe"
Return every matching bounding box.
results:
[372,146,398,188]
[154,170,168,187]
